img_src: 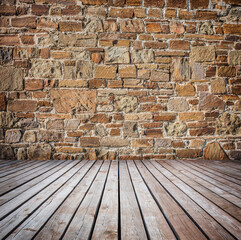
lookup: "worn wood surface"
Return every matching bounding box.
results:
[0,159,240,240]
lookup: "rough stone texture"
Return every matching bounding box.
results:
[23,131,36,142]
[0,113,17,129]
[101,137,129,147]
[0,145,15,160]
[190,46,215,62]
[211,79,226,94]
[5,130,21,143]
[199,93,225,111]
[203,142,229,160]
[150,70,169,82]
[155,139,172,148]
[95,65,117,79]
[116,96,138,113]
[171,58,189,81]
[105,48,130,63]
[131,50,154,63]
[190,62,205,80]
[0,67,23,91]
[50,89,96,114]
[168,98,189,112]
[85,18,103,33]
[17,148,28,160]
[199,22,213,34]
[28,143,52,160]
[176,84,195,96]
[216,112,241,135]
[165,122,187,137]
[121,20,144,32]
[226,8,241,22]
[123,122,138,137]
[228,50,241,66]
[95,124,107,137]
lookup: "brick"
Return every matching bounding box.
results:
[90,113,111,123]
[37,18,58,29]
[131,139,153,148]
[206,67,216,77]
[173,142,185,148]
[178,10,193,20]
[89,79,106,88]
[179,112,204,121]
[148,8,162,18]
[62,6,82,15]
[8,100,37,112]
[99,40,129,47]
[108,0,125,6]
[231,86,241,95]
[95,65,117,79]
[109,8,134,18]
[119,65,136,78]
[25,79,44,91]
[146,22,161,33]
[126,0,141,5]
[196,11,217,20]
[225,0,241,5]
[167,0,186,8]
[59,22,83,32]
[153,113,176,121]
[218,66,236,77]
[51,51,71,59]
[142,104,166,112]
[190,128,215,136]
[12,17,36,28]
[121,20,144,33]
[86,7,107,17]
[211,79,226,94]
[145,129,163,137]
[176,84,195,96]
[177,149,202,159]
[165,9,176,18]
[144,0,164,7]
[144,42,167,49]
[0,35,20,46]
[223,24,241,35]
[32,4,49,15]
[110,129,121,136]
[190,0,209,9]
[0,93,6,111]
[0,18,9,27]
[134,8,145,18]
[0,5,16,16]
[169,40,189,50]
[21,35,34,45]
[39,130,64,142]
[79,137,100,147]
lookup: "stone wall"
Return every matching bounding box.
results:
[0,0,241,160]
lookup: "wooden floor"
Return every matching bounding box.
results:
[0,160,240,240]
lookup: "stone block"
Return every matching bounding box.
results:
[176,84,195,96]
[131,50,154,63]
[121,20,144,32]
[171,58,189,81]
[5,130,21,143]
[168,98,189,112]
[190,46,215,62]
[95,65,117,79]
[203,142,229,160]
[131,139,153,148]
[165,122,187,137]
[8,100,38,112]
[211,79,226,94]
[28,143,52,160]
[101,137,129,147]
[105,48,130,64]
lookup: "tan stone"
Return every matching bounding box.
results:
[179,112,204,121]
[101,137,129,147]
[28,143,52,160]
[131,139,153,148]
[131,50,154,63]
[203,142,229,160]
[91,113,111,123]
[119,65,136,78]
[59,80,88,88]
[76,61,93,79]
[23,131,36,143]
[5,130,21,143]
[59,33,97,47]
[123,122,138,137]
[121,20,144,32]
[0,67,23,91]
[171,58,189,81]
[228,51,241,66]
[190,140,204,148]
[85,18,103,33]
[199,93,225,111]
[165,122,187,137]
[50,89,97,114]
[8,100,38,112]
[211,79,226,94]
[105,48,130,64]
[218,66,236,77]
[116,96,138,113]
[79,137,100,147]
[150,70,169,82]
[168,97,189,112]
[176,84,195,96]
[59,22,83,32]
[190,46,215,62]
[95,65,117,79]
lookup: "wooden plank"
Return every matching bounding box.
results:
[135,160,207,240]
[0,161,56,195]
[0,161,68,206]
[0,160,87,239]
[61,161,110,240]
[127,160,176,240]
[0,160,29,172]
[5,160,99,240]
[155,160,241,240]
[165,160,241,209]
[119,161,147,240]
[177,161,241,197]
[91,160,119,240]
[0,160,80,220]
[190,160,241,180]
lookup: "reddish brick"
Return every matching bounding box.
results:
[8,100,38,112]
[126,0,141,5]
[144,0,164,7]
[62,6,82,15]
[90,113,111,123]
[16,6,28,15]
[190,0,209,9]
[169,40,189,50]
[225,0,241,5]
[218,66,236,77]
[177,149,202,159]
[145,129,163,137]
[109,8,134,18]
[189,128,215,136]
[196,11,217,20]
[165,9,176,18]
[25,79,44,91]
[59,22,83,32]
[167,0,186,8]
[0,5,16,16]
[178,10,194,20]
[0,18,9,27]
[0,93,6,111]
[32,4,49,15]
[82,0,107,4]
[108,0,125,6]
[144,41,167,49]
[173,142,185,148]
[0,35,20,46]
[231,86,241,95]
[12,17,36,28]
[223,24,241,35]
[21,35,35,45]
[110,129,121,136]
[40,48,49,59]
[146,22,161,33]
[89,79,106,88]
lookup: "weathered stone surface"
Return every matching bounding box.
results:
[59,33,97,47]
[119,65,136,78]
[39,130,64,142]
[64,119,81,130]
[168,97,189,112]
[116,96,138,113]
[190,46,215,62]
[234,100,241,111]
[155,139,172,148]
[0,113,17,128]
[226,7,241,22]
[5,130,21,143]
[216,112,241,135]
[85,18,103,33]
[28,143,52,160]
[50,89,97,114]
[177,149,202,159]
[199,93,225,111]
[23,131,36,142]
[121,20,144,32]
[176,84,195,96]
[190,62,205,80]
[0,66,23,91]
[131,139,153,148]
[17,148,27,160]
[30,60,62,78]
[46,120,64,129]
[203,142,229,160]
[0,49,11,62]
[200,22,213,34]
[8,100,38,112]
[76,61,93,79]
[150,70,169,82]
[218,66,236,77]
[171,58,189,81]
[101,137,129,147]
[123,122,138,137]
[0,128,3,141]
[131,50,154,63]
[229,151,241,161]
[95,124,107,137]
[0,145,15,160]
[228,50,241,66]
[0,93,6,111]
[211,79,226,94]
[95,65,117,79]
[16,119,40,129]
[165,122,187,137]
[91,113,111,123]
[105,48,130,63]
[79,137,100,147]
